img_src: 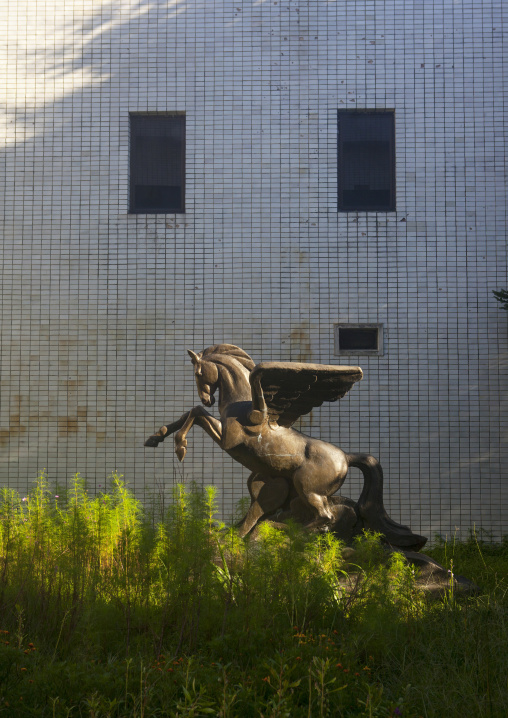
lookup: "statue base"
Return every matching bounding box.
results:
[249,496,479,598]
[266,493,427,552]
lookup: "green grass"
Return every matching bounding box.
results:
[0,473,506,717]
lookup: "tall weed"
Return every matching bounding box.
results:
[0,475,506,717]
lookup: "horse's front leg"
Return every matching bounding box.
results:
[174,405,222,461]
[145,412,192,447]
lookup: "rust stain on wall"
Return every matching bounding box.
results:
[9,414,27,434]
[63,379,85,390]
[58,417,79,436]
[0,413,28,446]
[290,321,312,362]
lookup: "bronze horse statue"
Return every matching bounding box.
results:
[145,344,425,548]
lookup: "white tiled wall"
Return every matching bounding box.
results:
[1,0,506,540]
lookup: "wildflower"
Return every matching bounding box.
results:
[355,672,360,677]
[336,663,343,669]
[55,495,59,499]
[393,709,402,716]
[20,668,27,672]
[263,677,270,682]
[28,643,34,648]
[22,497,28,502]
[343,668,350,674]
[363,666,370,671]
[296,656,302,661]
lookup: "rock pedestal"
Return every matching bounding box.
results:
[253,495,479,598]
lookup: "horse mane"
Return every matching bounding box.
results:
[201,344,256,373]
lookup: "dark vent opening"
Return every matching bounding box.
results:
[338,328,379,351]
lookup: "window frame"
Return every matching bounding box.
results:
[333,323,384,356]
[337,109,396,212]
[129,112,186,215]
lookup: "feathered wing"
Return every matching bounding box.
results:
[249,362,363,428]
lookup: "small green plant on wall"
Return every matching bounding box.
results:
[493,288,508,311]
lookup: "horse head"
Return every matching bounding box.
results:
[187,349,219,407]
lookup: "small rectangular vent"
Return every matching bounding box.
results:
[334,324,384,356]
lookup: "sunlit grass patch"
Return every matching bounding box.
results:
[0,473,506,717]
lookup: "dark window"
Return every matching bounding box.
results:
[338,111,395,211]
[339,328,378,351]
[130,114,185,213]
[334,324,384,355]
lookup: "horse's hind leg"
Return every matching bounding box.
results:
[291,460,341,526]
[303,492,335,523]
[236,473,289,538]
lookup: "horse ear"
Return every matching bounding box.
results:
[187,349,201,366]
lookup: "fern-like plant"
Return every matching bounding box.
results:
[493,288,508,311]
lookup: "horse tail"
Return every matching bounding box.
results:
[346,453,427,550]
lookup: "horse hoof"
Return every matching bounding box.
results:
[176,445,187,462]
[145,435,161,447]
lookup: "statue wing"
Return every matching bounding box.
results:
[249,362,363,428]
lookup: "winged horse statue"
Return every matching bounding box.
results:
[145,344,426,549]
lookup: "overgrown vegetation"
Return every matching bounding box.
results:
[492,288,508,311]
[0,473,506,717]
